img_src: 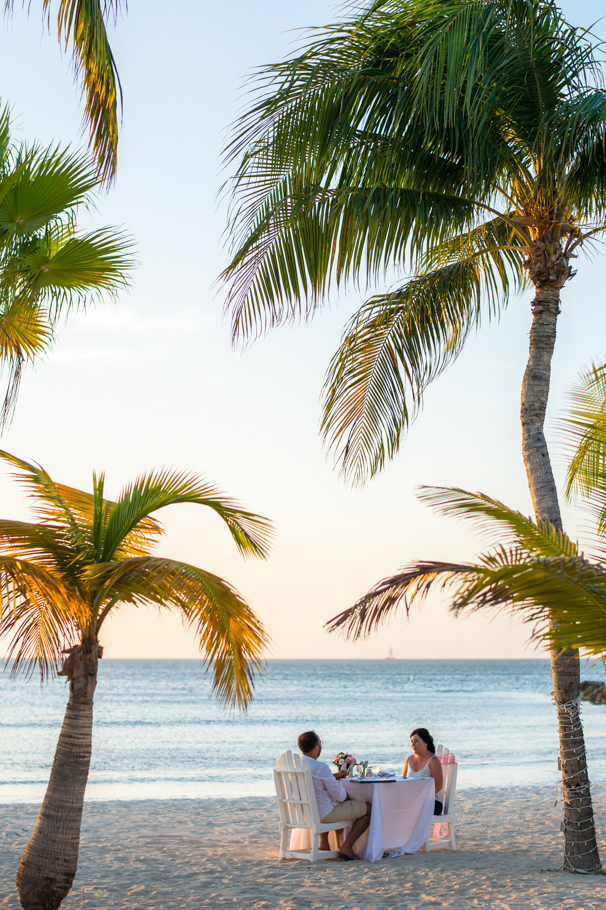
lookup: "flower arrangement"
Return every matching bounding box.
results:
[333,751,357,769]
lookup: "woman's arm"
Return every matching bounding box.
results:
[402,755,410,777]
[430,755,443,793]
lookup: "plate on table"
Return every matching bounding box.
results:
[362,776,398,783]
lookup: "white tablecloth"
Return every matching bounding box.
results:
[289,777,435,862]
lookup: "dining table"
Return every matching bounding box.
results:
[289,776,435,862]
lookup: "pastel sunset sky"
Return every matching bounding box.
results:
[0,0,605,661]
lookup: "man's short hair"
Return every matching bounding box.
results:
[298,730,320,754]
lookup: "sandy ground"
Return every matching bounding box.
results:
[1,786,605,909]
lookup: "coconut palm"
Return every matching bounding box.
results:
[0,100,133,428]
[4,0,126,183]
[327,361,606,871]
[222,0,606,871]
[0,450,272,910]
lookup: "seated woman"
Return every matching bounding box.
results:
[402,727,443,815]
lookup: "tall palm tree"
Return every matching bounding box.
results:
[221,0,606,871]
[0,451,272,910]
[327,361,606,870]
[4,0,127,184]
[0,100,133,428]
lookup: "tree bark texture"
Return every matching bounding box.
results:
[16,637,101,910]
[521,287,601,873]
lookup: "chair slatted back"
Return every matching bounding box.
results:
[435,744,458,815]
[274,750,320,828]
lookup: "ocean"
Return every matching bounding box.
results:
[2,659,606,804]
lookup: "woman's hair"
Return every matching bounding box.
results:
[411,727,435,754]
[298,730,320,753]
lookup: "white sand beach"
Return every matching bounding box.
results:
[1,785,605,909]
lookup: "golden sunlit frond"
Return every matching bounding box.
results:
[0,556,84,679]
[86,557,269,709]
[0,452,270,698]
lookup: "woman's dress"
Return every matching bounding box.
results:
[404,759,443,815]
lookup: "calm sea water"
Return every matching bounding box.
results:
[2,659,606,804]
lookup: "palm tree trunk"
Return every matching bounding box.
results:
[16,636,101,910]
[521,286,601,873]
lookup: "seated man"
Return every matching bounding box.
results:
[298,730,371,860]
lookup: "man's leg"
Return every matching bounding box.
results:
[338,802,372,859]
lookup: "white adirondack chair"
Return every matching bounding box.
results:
[274,750,351,861]
[422,744,458,852]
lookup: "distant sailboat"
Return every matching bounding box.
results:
[385,647,395,659]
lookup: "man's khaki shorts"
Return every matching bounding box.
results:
[320,799,367,824]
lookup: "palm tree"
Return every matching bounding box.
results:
[327,360,606,870]
[0,450,272,910]
[221,0,606,871]
[326,483,606,871]
[4,0,127,184]
[0,100,133,428]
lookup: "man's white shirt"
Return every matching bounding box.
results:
[301,755,347,819]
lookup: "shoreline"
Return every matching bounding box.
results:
[2,786,605,909]
[0,781,562,808]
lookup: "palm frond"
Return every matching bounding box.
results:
[87,557,268,709]
[563,362,606,507]
[19,227,134,316]
[223,177,478,342]
[100,467,274,562]
[417,486,579,556]
[321,255,510,483]
[326,542,606,657]
[45,0,125,184]
[0,453,270,703]
[0,451,95,562]
[0,300,52,430]
[0,300,52,363]
[0,102,10,161]
[0,555,84,679]
[326,558,471,639]
[0,144,97,240]
[420,214,527,280]
[552,90,606,218]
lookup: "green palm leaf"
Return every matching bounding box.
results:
[86,557,268,709]
[0,145,97,239]
[321,254,513,483]
[563,363,606,498]
[326,482,606,657]
[4,1,126,183]
[0,104,134,427]
[417,486,579,557]
[100,467,274,562]
[51,0,123,184]
[20,227,133,311]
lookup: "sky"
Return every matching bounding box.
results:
[0,0,605,661]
